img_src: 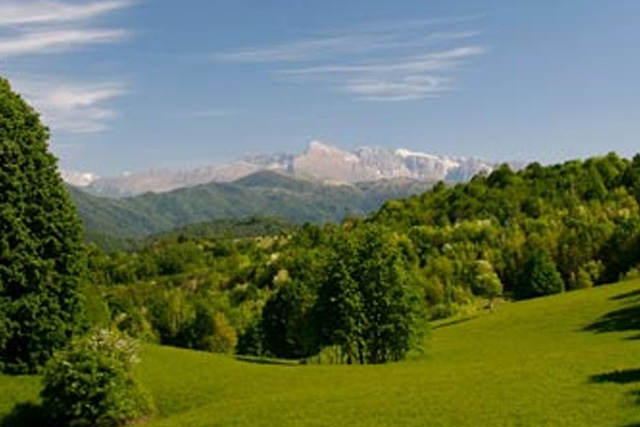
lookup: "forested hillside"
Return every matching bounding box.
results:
[371,153,640,295]
[85,153,640,363]
[70,171,434,246]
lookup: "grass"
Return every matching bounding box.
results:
[4,279,640,426]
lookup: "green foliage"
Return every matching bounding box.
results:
[313,225,426,364]
[261,280,319,358]
[235,319,264,356]
[0,77,87,374]
[373,153,640,300]
[40,329,154,427]
[88,234,277,354]
[519,250,565,298]
[209,312,238,353]
[470,260,503,298]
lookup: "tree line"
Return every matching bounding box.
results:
[81,152,640,364]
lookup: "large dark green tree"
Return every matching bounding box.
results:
[0,77,87,373]
[315,226,425,364]
[517,249,565,298]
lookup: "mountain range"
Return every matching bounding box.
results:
[66,141,495,197]
[69,171,437,249]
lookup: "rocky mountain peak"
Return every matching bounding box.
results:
[66,140,496,197]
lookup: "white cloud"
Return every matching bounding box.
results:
[0,1,134,134]
[281,46,486,76]
[13,78,128,133]
[0,28,129,58]
[0,1,132,57]
[215,34,399,63]
[280,46,484,101]
[215,31,480,65]
[214,18,487,102]
[0,1,132,26]
[345,75,452,102]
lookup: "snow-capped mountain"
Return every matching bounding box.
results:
[68,141,495,197]
[61,171,100,187]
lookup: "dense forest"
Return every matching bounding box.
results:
[86,152,640,363]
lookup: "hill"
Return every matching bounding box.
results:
[76,153,640,362]
[4,278,640,426]
[68,171,435,245]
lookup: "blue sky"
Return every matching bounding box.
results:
[1,0,639,176]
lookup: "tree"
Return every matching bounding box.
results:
[315,257,366,363]
[0,77,87,373]
[262,280,319,358]
[517,250,564,298]
[314,226,425,364]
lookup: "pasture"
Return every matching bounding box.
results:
[3,279,640,426]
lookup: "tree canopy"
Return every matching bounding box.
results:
[0,77,87,373]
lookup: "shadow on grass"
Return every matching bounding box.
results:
[431,315,478,330]
[591,368,640,384]
[610,288,640,301]
[584,304,640,338]
[234,355,300,366]
[0,402,50,427]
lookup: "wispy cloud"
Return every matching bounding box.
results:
[214,18,487,102]
[0,28,129,58]
[0,1,132,26]
[1,1,134,134]
[14,78,128,133]
[281,46,486,76]
[0,1,132,58]
[214,34,400,63]
[345,75,452,102]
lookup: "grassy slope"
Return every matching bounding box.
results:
[4,279,640,426]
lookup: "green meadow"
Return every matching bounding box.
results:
[4,278,640,427]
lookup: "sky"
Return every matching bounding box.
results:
[1,0,639,176]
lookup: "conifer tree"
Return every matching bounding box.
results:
[0,77,87,373]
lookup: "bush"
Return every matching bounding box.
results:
[209,312,238,353]
[471,260,503,299]
[517,250,564,298]
[41,329,154,427]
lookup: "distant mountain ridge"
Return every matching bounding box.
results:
[68,141,494,197]
[69,170,436,248]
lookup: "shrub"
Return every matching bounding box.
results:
[41,329,154,427]
[471,260,503,299]
[186,304,238,353]
[209,312,238,353]
[517,250,565,298]
[236,320,264,356]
